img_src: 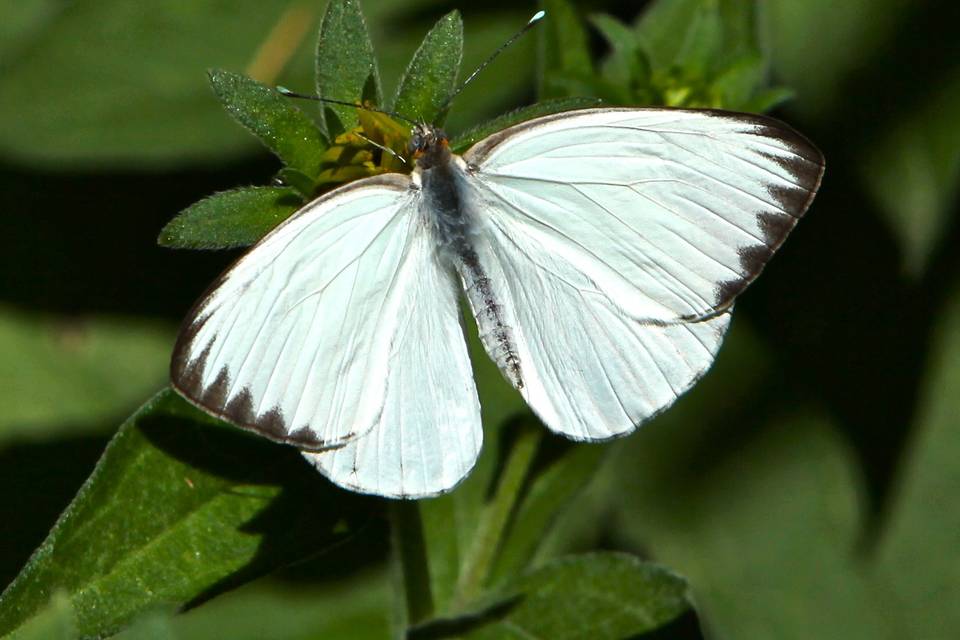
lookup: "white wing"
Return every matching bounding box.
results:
[459,108,824,440]
[172,175,480,492]
[303,227,482,498]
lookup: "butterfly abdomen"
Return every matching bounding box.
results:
[415,151,524,390]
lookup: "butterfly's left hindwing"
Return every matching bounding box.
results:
[460,108,824,440]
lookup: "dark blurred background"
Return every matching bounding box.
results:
[1,1,958,638]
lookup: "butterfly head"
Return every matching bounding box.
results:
[408,123,450,169]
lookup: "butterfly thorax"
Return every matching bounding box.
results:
[408,122,451,170]
[409,123,525,390]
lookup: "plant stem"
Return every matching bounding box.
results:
[390,501,433,635]
[452,424,542,609]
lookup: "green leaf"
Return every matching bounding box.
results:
[538,0,593,99]
[208,69,327,177]
[464,553,689,639]
[117,573,390,640]
[610,410,894,638]
[450,97,602,153]
[315,0,382,136]
[862,71,960,276]
[158,186,304,250]
[874,281,960,638]
[392,11,463,124]
[488,443,607,585]
[635,0,756,73]
[0,389,368,639]
[589,13,642,87]
[0,307,171,444]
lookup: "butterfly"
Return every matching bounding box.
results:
[170,100,824,499]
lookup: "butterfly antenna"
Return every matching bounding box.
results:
[436,10,546,119]
[276,87,418,126]
[355,132,408,165]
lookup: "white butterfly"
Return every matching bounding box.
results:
[171,106,824,498]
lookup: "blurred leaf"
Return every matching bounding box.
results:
[538,0,592,99]
[862,70,960,276]
[450,97,602,153]
[464,553,689,639]
[0,0,61,63]
[208,70,327,177]
[488,442,607,585]
[0,308,171,443]
[611,410,895,639]
[158,186,304,250]
[763,0,910,118]
[635,0,756,73]
[117,573,390,640]
[3,592,73,640]
[0,0,320,167]
[589,13,645,88]
[0,2,538,167]
[0,389,368,639]
[314,0,381,136]
[392,11,463,124]
[873,282,960,638]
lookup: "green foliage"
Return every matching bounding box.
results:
[4,1,960,640]
[0,308,171,443]
[392,11,463,125]
[863,71,960,275]
[115,574,390,640]
[450,97,602,153]
[208,70,328,177]
[314,0,381,135]
[541,0,790,111]
[0,390,369,639]
[463,553,689,639]
[158,187,304,250]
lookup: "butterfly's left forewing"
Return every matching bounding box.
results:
[173,173,482,498]
[460,108,824,440]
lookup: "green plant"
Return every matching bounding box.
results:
[3,0,959,639]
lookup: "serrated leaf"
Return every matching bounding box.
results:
[538,0,593,99]
[0,389,369,639]
[208,69,327,177]
[158,186,304,250]
[315,0,382,136]
[392,11,463,124]
[450,97,602,153]
[465,553,689,639]
[0,307,171,443]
